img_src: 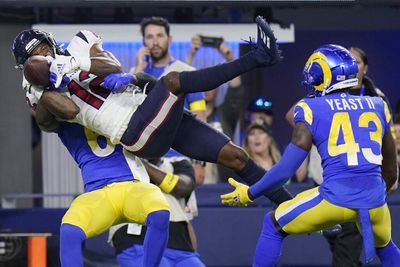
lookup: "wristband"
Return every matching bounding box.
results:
[159,173,179,193]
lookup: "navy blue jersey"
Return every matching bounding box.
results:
[294,92,392,208]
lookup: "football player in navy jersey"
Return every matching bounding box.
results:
[13,17,294,210]
[221,44,400,267]
[17,29,170,267]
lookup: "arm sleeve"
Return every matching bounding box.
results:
[249,143,309,199]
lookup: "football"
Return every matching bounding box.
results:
[23,55,51,87]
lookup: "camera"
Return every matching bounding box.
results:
[200,35,223,48]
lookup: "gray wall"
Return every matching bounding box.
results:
[0,24,33,207]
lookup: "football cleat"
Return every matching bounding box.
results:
[249,16,283,67]
[318,224,343,238]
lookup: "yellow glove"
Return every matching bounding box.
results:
[220,178,253,207]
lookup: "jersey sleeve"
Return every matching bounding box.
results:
[293,98,315,137]
[294,99,314,126]
[66,30,103,58]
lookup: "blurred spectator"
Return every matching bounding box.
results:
[243,121,280,171]
[131,16,206,185]
[131,17,206,120]
[239,97,275,147]
[245,98,310,184]
[187,34,244,139]
[348,47,390,104]
[186,34,244,183]
[247,97,274,126]
[243,120,307,183]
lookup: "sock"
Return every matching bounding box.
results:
[179,52,258,93]
[236,159,293,205]
[376,240,400,267]
[253,212,285,267]
[143,210,170,267]
[60,223,86,267]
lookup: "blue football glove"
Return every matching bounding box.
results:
[49,72,70,91]
[103,73,136,93]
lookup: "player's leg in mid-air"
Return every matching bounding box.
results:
[171,111,292,205]
[120,16,281,158]
[166,16,281,97]
[120,17,291,204]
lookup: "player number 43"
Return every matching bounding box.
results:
[328,112,382,166]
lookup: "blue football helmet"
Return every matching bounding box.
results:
[12,29,63,70]
[301,44,358,97]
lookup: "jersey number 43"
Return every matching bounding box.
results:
[328,111,382,166]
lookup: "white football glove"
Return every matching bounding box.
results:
[49,55,90,88]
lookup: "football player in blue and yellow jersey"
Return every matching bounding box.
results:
[221,44,399,266]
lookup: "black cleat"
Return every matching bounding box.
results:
[318,224,343,238]
[251,16,283,67]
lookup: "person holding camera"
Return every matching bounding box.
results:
[131,17,206,121]
[131,16,207,185]
[186,34,246,183]
[186,34,243,141]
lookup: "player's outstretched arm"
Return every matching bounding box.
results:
[381,131,398,192]
[221,122,312,206]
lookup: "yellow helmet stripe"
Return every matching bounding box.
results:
[305,52,332,92]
